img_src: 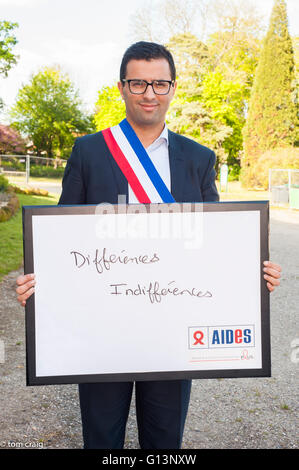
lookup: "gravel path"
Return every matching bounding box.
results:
[0,208,298,450]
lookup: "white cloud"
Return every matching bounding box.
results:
[42,38,121,70]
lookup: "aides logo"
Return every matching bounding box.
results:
[189,327,209,349]
[188,325,254,349]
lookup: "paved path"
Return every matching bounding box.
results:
[0,209,298,449]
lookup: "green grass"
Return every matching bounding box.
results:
[0,192,59,281]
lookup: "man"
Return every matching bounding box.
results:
[16,42,281,449]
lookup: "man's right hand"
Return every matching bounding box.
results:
[16,273,36,307]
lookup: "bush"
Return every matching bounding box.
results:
[0,159,25,171]
[30,165,65,178]
[0,174,9,192]
[0,191,20,222]
[9,185,49,196]
[240,147,299,189]
[0,160,65,178]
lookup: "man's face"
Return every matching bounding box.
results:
[118,58,177,128]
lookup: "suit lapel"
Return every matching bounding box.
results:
[168,131,185,202]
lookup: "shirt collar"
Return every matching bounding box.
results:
[147,123,168,151]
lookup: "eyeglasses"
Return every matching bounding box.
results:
[121,79,175,95]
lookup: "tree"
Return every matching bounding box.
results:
[167,33,244,171]
[0,20,19,110]
[128,0,269,176]
[293,36,299,80]
[10,67,95,159]
[0,20,18,77]
[94,84,125,131]
[129,0,210,44]
[201,71,245,165]
[0,124,26,154]
[206,0,265,40]
[242,0,298,187]
[168,98,233,169]
[207,30,261,97]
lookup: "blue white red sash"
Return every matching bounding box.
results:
[102,118,175,203]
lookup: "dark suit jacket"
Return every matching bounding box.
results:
[58,130,219,205]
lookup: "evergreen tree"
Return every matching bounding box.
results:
[241,0,298,186]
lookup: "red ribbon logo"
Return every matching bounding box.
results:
[193,330,204,346]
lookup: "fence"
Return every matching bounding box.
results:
[0,154,67,184]
[269,169,299,209]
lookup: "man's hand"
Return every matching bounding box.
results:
[263,261,281,292]
[16,273,35,307]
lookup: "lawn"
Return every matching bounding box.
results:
[0,192,59,281]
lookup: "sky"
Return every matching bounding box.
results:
[0,0,298,123]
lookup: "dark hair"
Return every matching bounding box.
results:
[120,41,176,81]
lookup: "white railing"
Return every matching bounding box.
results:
[269,169,299,209]
[0,154,67,183]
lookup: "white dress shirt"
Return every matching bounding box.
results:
[128,125,171,203]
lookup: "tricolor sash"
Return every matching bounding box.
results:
[102,118,175,203]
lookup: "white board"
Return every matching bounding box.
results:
[23,202,270,384]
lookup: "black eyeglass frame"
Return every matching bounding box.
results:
[121,79,175,95]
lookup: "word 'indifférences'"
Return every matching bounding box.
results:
[110,281,212,304]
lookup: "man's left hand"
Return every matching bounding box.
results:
[263,261,281,292]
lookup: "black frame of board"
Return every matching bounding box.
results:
[23,201,270,385]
